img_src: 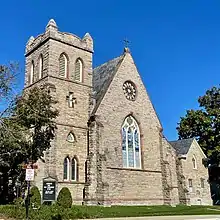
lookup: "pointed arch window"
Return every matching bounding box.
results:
[63,156,78,181]
[71,157,77,181]
[59,53,68,78]
[30,61,34,84]
[39,54,43,79]
[192,155,197,169]
[74,58,83,82]
[63,157,70,180]
[122,116,141,168]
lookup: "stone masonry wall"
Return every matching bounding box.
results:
[181,140,212,205]
[24,20,93,204]
[162,138,179,205]
[87,51,165,205]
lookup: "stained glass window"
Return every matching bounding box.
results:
[63,157,70,180]
[121,116,141,168]
[63,156,78,181]
[122,127,127,167]
[71,158,77,181]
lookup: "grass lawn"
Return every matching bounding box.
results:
[0,204,220,219]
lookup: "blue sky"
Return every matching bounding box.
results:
[0,0,220,140]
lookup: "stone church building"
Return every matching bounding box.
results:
[24,19,211,206]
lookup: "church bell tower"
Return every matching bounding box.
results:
[24,19,93,204]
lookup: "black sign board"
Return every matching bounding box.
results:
[43,181,56,201]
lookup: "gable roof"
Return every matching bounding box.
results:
[169,138,194,155]
[92,54,125,113]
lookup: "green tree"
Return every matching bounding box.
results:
[177,85,220,166]
[0,85,59,204]
[57,187,72,208]
[30,186,41,207]
[0,63,18,101]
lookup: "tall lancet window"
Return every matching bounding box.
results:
[30,61,34,84]
[122,116,141,168]
[192,155,197,169]
[63,157,70,180]
[74,58,83,82]
[39,54,43,79]
[71,157,77,181]
[59,53,68,78]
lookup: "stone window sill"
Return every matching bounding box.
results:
[59,180,85,184]
[106,166,161,173]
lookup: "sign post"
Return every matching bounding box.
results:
[25,169,35,181]
[22,163,38,220]
[25,180,31,220]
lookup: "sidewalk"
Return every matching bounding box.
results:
[87,215,220,220]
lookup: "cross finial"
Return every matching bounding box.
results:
[123,38,130,48]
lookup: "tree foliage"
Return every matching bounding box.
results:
[0,63,18,102]
[30,186,41,207]
[57,187,72,208]
[177,85,220,165]
[0,73,59,204]
[14,86,59,162]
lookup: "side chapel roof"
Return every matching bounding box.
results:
[169,138,194,155]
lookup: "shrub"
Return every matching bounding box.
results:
[29,204,66,220]
[13,197,24,206]
[0,205,25,219]
[30,186,41,207]
[56,187,72,208]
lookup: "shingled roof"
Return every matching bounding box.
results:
[169,138,194,155]
[92,54,125,112]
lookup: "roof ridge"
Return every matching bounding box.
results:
[169,137,194,143]
[93,55,123,71]
[169,138,194,155]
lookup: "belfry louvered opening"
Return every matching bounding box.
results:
[39,54,43,79]
[30,60,34,84]
[74,58,83,82]
[59,53,68,78]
